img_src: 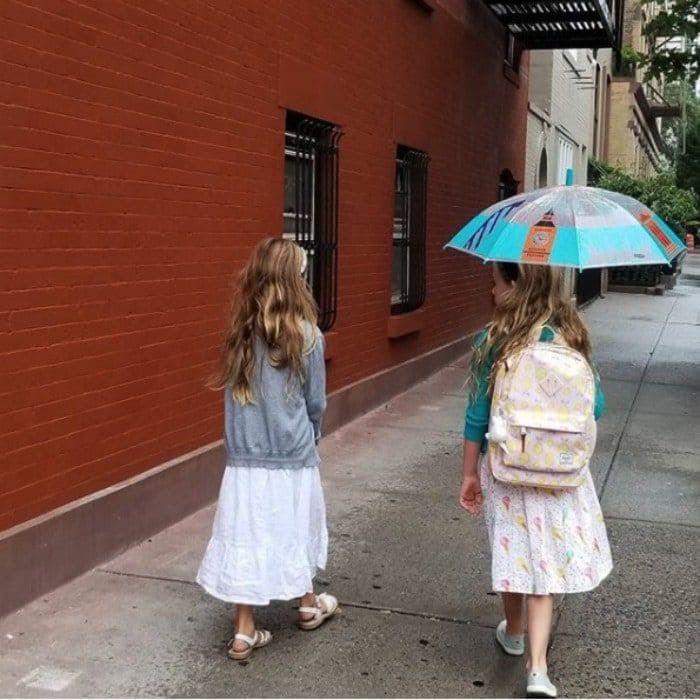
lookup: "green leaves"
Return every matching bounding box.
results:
[594,164,697,235]
[635,0,699,84]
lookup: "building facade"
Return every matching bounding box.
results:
[525,49,597,192]
[1,0,530,613]
[605,0,680,177]
[525,48,606,302]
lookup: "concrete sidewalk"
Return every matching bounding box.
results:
[1,267,698,698]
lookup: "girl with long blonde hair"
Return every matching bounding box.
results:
[197,238,338,661]
[460,262,612,698]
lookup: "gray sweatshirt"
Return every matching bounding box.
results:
[224,322,326,469]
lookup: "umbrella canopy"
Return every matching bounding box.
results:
[445,180,686,269]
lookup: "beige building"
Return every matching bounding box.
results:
[525,49,597,191]
[604,0,680,177]
[525,48,613,301]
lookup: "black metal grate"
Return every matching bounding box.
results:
[392,147,429,315]
[610,265,662,288]
[576,268,602,305]
[482,0,620,49]
[284,112,343,332]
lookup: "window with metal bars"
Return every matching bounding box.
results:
[498,168,519,201]
[392,146,429,315]
[283,111,343,332]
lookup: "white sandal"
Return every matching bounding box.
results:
[298,592,339,631]
[227,629,272,661]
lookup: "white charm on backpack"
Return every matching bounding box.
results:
[486,412,509,450]
[488,326,597,490]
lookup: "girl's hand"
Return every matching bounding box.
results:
[460,474,483,515]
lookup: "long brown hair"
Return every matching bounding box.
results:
[210,238,318,404]
[471,263,593,396]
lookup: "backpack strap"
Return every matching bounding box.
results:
[530,323,561,344]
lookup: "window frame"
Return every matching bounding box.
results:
[505,32,522,72]
[557,136,575,185]
[283,112,343,332]
[391,146,429,316]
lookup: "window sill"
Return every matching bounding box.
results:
[503,62,521,88]
[387,308,425,339]
[323,331,338,360]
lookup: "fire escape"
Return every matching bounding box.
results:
[480,1,623,49]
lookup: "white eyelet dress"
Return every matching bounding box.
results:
[196,465,328,605]
[196,324,329,606]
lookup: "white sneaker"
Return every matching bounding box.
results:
[495,619,525,656]
[526,669,557,698]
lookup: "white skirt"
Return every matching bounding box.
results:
[196,465,328,606]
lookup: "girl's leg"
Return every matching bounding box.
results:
[526,594,554,671]
[299,591,316,622]
[502,592,525,634]
[297,589,339,630]
[231,604,256,653]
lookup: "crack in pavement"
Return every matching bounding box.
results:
[97,568,195,586]
[598,296,679,500]
[552,297,681,641]
[603,515,699,530]
[95,568,499,632]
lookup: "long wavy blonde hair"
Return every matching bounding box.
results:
[471,263,593,396]
[210,238,317,404]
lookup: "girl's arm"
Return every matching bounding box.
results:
[594,374,605,421]
[464,387,491,446]
[460,332,493,514]
[460,438,484,514]
[303,329,327,445]
[463,330,493,448]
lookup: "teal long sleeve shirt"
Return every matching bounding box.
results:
[464,328,605,449]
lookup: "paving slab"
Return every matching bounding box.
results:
[555,520,699,652]
[547,634,697,698]
[593,337,658,382]
[641,316,700,388]
[363,393,466,433]
[584,294,675,325]
[619,410,700,456]
[634,382,699,416]
[601,450,699,527]
[322,491,499,627]
[597,378,638,415]
[0,572,523,698]
[588,448,615,494]
[667,288,700,325]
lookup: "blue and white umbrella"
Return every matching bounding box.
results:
[445,172,685,269]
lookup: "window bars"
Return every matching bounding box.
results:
[284,112,343,332]
[392,147,429,315]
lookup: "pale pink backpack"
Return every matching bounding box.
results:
[486,327,596,490]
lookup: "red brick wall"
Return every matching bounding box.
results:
[0,0,528,530]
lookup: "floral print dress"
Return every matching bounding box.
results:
[466,327,613,595]
[480,455,612,594]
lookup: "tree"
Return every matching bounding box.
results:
[624,0,699,85]
[638,172,697,235]
[594,165,697,236]
[676,94,700,196]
